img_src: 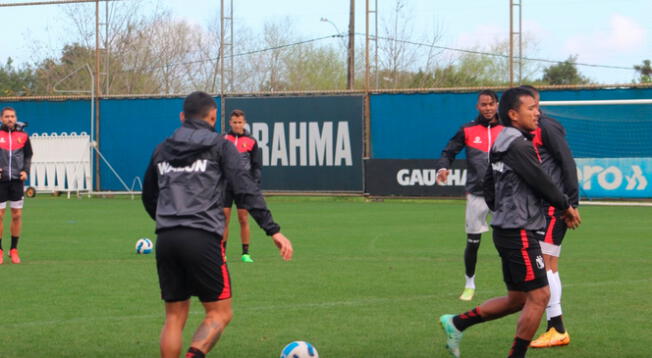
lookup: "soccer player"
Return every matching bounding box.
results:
[0,107,33,264]
[439,87,581,358]
[142,92,293,358]
[520,85,579,348]
[435,90,504,301]
[223,109,262,263]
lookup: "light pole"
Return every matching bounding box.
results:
[320,17,346,48]
[321,14,355,90]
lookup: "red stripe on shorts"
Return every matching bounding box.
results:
[544,206,556,244]
[520,229,535,282]
[217,240,231,300]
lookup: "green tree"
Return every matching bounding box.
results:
[541,56,590,85]
[0,58,36,96]
[420,38,541,88]
[432,54,506,87]
[634,59,652,83]
[284,45,346,90]
[31,44,95,95]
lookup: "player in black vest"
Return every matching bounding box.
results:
[142,92,293,358]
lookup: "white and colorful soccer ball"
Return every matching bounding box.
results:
[280,341,319,358]
[135,238,153,254]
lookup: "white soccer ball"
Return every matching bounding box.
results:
[135,238,153,254]
[280,341,319,358]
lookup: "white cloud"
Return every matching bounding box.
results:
[565,14,646,61]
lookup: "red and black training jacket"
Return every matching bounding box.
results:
[532,113,579,208]
[224,130,262,185]
[0,124,33,181]
[436,115,504,196]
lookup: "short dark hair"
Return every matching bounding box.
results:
[478,89,498,102]
[1,107,16,116]
[498,87,534,126]
[519,85,538,96]
[230,109,245,118]
[183,91,217,119]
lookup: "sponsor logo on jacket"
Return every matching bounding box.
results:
[157,160,208,175]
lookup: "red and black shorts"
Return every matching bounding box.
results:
[155,227,231,302]
[540,206,568,246]
[493,228,548,292]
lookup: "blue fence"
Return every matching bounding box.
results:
[99,97,202,191]
[370,92,479,159]
[370,88,652,160]
[1,99,91,134]
[2,87,651,198]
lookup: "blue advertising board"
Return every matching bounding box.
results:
[225,96,364,191]
[575,158,652,198]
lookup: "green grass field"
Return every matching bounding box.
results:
[0,196,649,357]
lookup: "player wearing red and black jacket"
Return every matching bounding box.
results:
[435,90,504,301]
[0,107,33,264]
[223,109,263,263]
[522,85,579,348]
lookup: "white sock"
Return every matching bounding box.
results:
[553,271,563,315]
[547,270,562,319]
[465,275,475,289]
[545,270,555,320]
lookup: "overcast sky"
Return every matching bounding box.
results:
[1,0,650,84]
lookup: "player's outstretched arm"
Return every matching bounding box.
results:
[272,233,293,261]
[220,139,283,236]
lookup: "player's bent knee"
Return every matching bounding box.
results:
[203,300,233,324]
[206,308,232,326]
[528,288,550,307]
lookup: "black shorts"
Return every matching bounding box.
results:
[0,180,24,203]
[493,228,548,292]
[156,227,231,302]
[223,188,245,209]
[540,206,568,246]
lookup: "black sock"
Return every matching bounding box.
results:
[452,307,484,332]
[11,236,18,250]
[508,337,530,358]
[0,238,3,250]
[464,234,481,277]
[547,315,565,333]
[185,347,205,358]
[242,244,249,255]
